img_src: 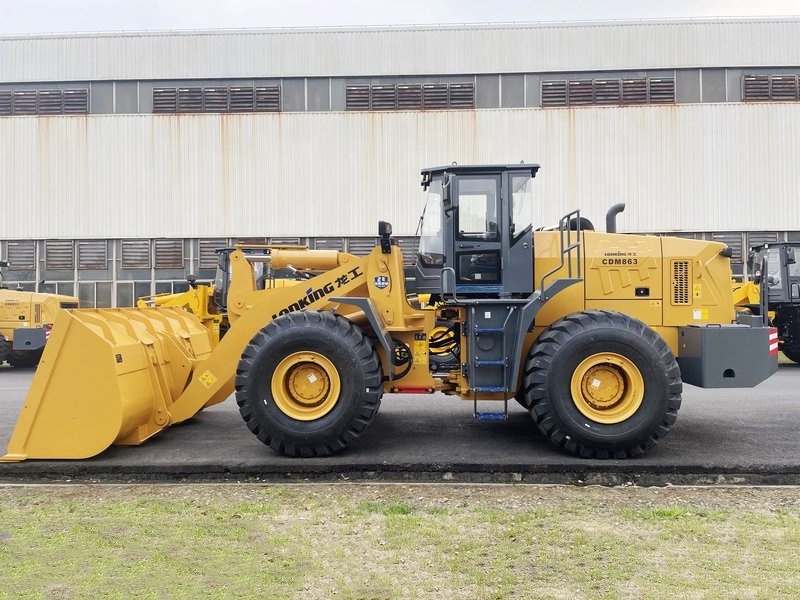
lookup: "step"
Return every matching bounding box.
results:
[472,385,506,393]
[474,327,505,335]
[474,359,505,367]
[474,412,508,422]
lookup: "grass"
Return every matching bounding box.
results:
[0,484,798,599]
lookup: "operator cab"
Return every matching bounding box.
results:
[750,243,800,303]
[415,164,538,298]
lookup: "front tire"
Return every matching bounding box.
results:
[521,310,682,458]
[235,311,383,457]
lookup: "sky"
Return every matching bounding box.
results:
[1,0,799,34]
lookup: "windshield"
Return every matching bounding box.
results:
[417,177,445,267]
[751,247,782,289]
[510,174,533,241]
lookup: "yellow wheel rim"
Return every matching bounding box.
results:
[570,353,644,424]
[271,352,341,421]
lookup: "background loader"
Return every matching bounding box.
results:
[1,164,778,462]
[0,260,79,368]
[733,241,800,363]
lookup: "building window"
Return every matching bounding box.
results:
[743,74,799,101]
[541,77,675,107]
[345,82,475,111]
[152,85,281,113]
[0,88,89,116]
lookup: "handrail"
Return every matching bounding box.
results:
[539,209,583,299]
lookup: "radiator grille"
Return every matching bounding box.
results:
[672,260,690,305]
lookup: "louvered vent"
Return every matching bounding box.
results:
[709,233,743,263]
[178,87,203,112]
[230,87,255,111]
[45,240,75,270]
[449,83,475,108]
[37,89,64,114]
[594,79,621,104]
[649,78,675,103]
[742,75,770,101]
[622,78,648,104]
[422,83,448,109]
[568,80,594,105]
[63,89,89,113]
[770,75,798,100]
[0,90,12,115]
[199,239,227,269]
[314,238,345,252]
[397,84,422,110]
[347,238,378,256]
[153,88,178,113]
[121,239,151,269]
[396,237,420,266]
[371,85,397,110]
[345,85,371,110]
[78,240,108,270]
[12,91,37,115]
[7,240,36,270]
[672,260,690,305]
[255,85,281,111]
[154,239,184,269]
[541,80,568,106]
[203,87,229,112]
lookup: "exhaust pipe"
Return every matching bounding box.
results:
[606,203,626,233]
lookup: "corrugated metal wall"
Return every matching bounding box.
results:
[1,102,798,240]
[2,19,800,82]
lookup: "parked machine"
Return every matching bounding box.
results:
[733,242,800,363]
[135,247,311,347]
[1,164,778,462]
[0,260,79,368]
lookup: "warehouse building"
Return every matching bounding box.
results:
[1,18,799,305]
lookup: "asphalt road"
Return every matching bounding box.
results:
[0,363,798,484]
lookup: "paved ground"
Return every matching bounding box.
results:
[1,363,799,484]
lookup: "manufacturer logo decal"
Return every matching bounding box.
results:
[374,276,389,289]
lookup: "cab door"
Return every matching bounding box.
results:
[452,174,503,294]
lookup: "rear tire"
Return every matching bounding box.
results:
[781,349,800,364]
[0,336,8,364]
[521,310,682,458]
[7,348,43,368]
[235,311,383,457]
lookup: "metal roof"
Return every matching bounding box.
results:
[2,18,800,82]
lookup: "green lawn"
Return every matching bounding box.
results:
[1,484,798,599]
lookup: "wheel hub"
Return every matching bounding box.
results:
[570,353,644,424]
[272,352,341,421]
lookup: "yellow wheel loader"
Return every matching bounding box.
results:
[0,261,79,368]
[1,164,778,462]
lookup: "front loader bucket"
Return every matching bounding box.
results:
[1,307,214,461]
